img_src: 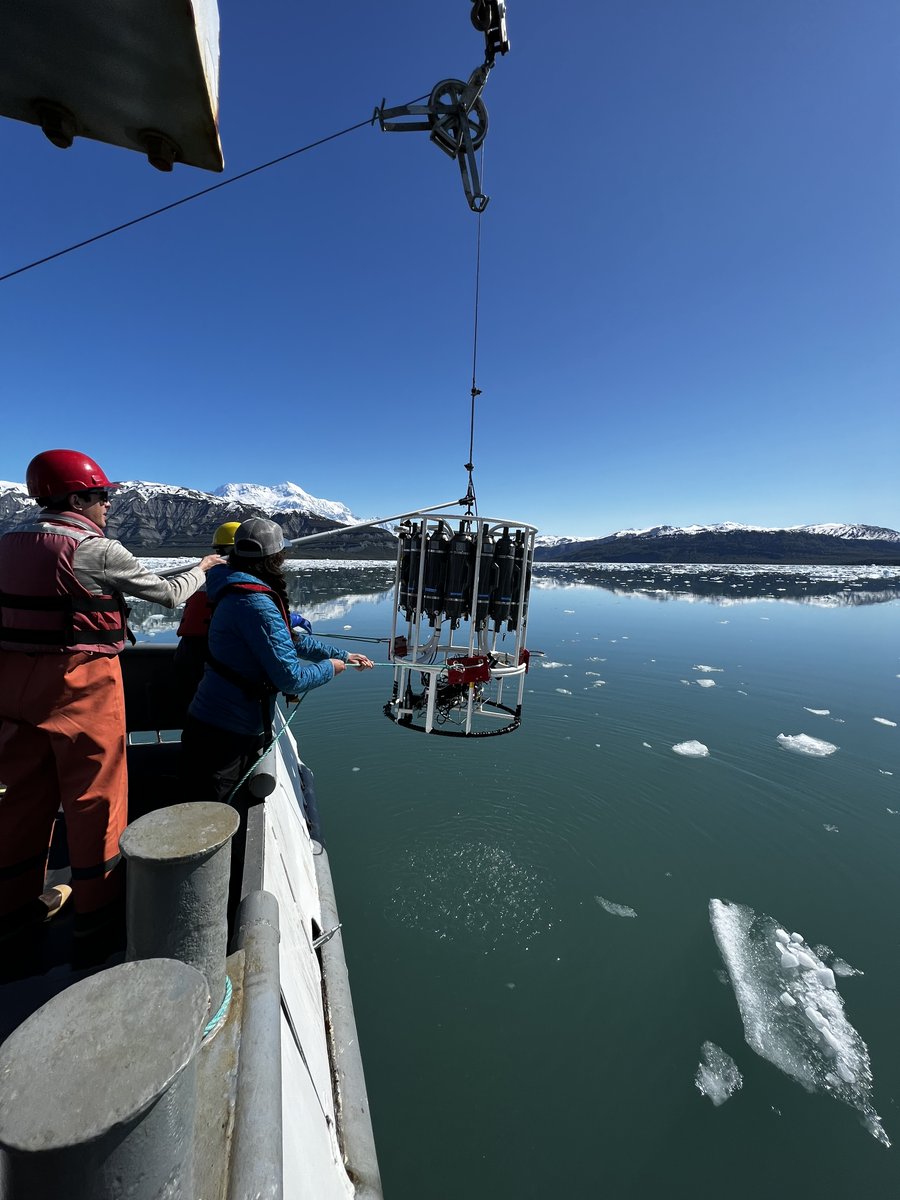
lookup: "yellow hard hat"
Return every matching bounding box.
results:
[213,520,241,549]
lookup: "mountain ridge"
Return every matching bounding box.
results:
[535,523,900,566]
[0,479,395,558]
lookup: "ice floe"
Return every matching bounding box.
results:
[693,665,724,673]
[776,733,838,757]
[880,770,894,776]
[590,680,606,688]
[832,958,865,978]
[540,661,568,669]
[804,708,830,716]
[585,670,604,677]
[696,679,717,688]
[642,741,652,749]
[709,898,889,1146]
[595,895,637,918]
[555,688,573,696]
[672,741,710,758]
[695,1042,743,1107]
[873,717,897,727]
[823,824,839,833]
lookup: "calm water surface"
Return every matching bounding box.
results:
[140,562,900,1197]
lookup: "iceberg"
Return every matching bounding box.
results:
[595,895,637,918]
[694,1042,743,1107]
[672,741,710,758]
[777,733,838,757]
[709,899,889,1146]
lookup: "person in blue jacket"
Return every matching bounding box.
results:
[180,517,373,806]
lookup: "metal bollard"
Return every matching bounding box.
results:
[247,746,277,798]
[0,958,208,1199]
[120,802,239,1015]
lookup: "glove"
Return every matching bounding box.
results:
[290,613,313,635]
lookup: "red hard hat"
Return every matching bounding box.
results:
[25,449,120,499]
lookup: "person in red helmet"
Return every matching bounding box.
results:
[0,449,225,946]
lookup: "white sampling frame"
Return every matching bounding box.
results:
[384,511,537,737]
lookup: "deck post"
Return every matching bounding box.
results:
[0,959,208,1198]
[120,801,239,1015]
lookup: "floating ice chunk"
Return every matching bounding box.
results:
[780,952,799,971]
[880,770,894,777]
[693,665,724,673]
[351,767,361,772]
[555,688,573,696]
[562,609,575,614]
[709,899,889,1147]
[679,679,692,687]
[805,1006,827,1029]
[694,1042,743,1107]
[804,708,830,716]
[817,968,836,990]
[777,733,838,757]
[790,933,804,944]
[595,895,637,918]
[832,959,865,978]
[737,689,749,696]
[672,741,709,758]
[540,661,568,669]
[343,624,352,629]
[823,824,839,833]
[888,808,899,815]
[873,717,897,727]
[591,680,606,688]
[780,992,797,1007]
[822,1029,842,1054]
[775,929,790,945]
[696,679,717,688]
[642,742,652,748]
[585,670,604,677]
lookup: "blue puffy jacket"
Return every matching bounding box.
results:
[188,565,348,736]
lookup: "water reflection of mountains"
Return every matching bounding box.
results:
[129,562,394,636]
[534,563,900,607]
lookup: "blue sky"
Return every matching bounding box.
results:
[2,1,898,537]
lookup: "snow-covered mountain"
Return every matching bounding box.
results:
[535,521,900,566]
[541,521,900,544]
[0,479,394,558]
[213,482,360,525]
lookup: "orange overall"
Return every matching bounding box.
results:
[0,648,127,916]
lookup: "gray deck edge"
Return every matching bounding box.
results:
[314,846,383,1199]
[229,879,283,1200]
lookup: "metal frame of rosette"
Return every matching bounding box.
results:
[384,511,536,737]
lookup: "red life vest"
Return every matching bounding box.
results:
[0,513,129,655]
[177,588,212,638]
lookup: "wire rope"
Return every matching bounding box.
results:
[0,97,429,286]
[464,145,486,515]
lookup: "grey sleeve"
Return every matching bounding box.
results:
[73,538,205,608]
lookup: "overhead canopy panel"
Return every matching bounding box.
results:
[0,0,223,172]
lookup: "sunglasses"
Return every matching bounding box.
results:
[78,489,111,504]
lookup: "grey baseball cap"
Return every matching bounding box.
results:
[232,518,285,558]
